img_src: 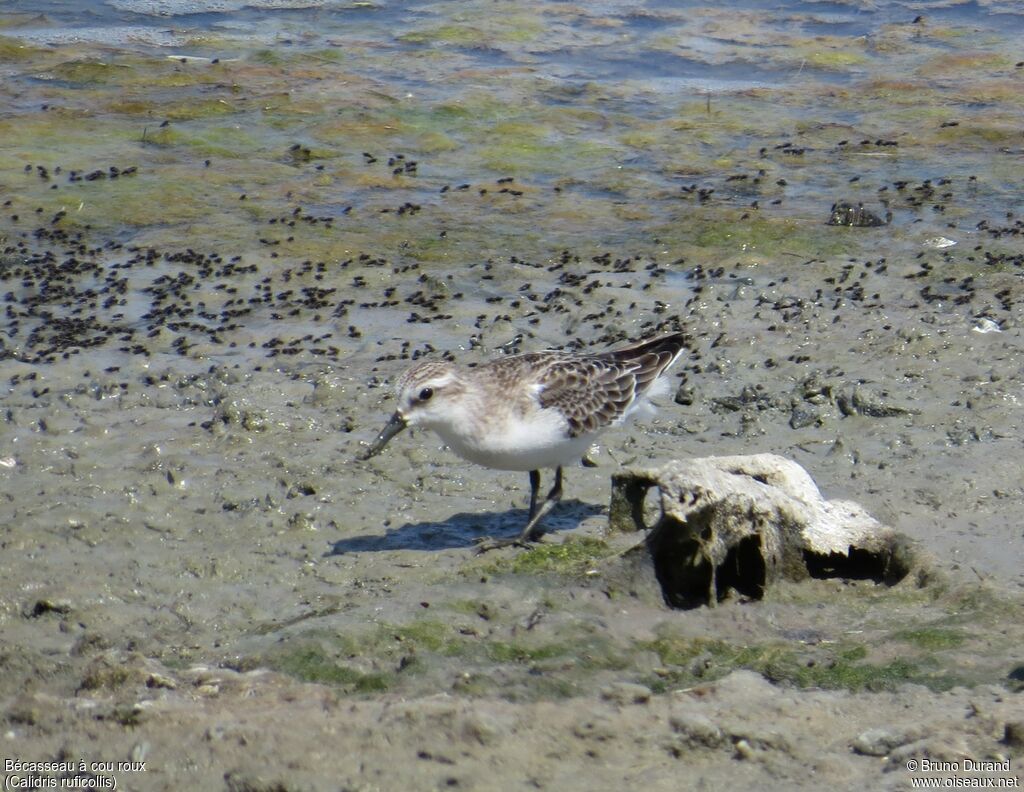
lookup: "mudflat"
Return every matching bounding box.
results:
[2,1,1022,788]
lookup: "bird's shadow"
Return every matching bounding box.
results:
[326,499,604,554]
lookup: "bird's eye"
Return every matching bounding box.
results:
[418,387,434,402]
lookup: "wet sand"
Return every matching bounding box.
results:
[2,1,1023,789]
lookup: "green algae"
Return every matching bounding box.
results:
[485,640,569,664]
[64,179,213,231]
[398,14,545,47]
[483,536,612,577]
[482,135,617,177]
[254,609,641,699]
[257,619,461,691]
[264,643,390,691]
[43,54,225,91]
[399,25,488,47]
[46,59,134,86]
[2,4,1014,278]
[892,626,966,651]
[802,49,868,70]
[642,633,968,694]
[0,9,1017,322]
[381,104,474,147]
[313,113,405,150]
[779,36,870,71]
[482,625,631,680]
[251,49,285,66]
[637,577,1023,695]
[0,34,44,61]
[148,125,266,158]
[936,121,1024,146]
[763,650,963,692]
[158,99,243,122]
[0,116,138,152]
[391,619,458,654]
[303,48,347,64]
[917,51,1016,78]
[686,213,852,259]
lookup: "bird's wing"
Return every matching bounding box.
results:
[536,358,640,437]
[488,333,688,438]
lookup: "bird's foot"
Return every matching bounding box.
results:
[473,533,543,555]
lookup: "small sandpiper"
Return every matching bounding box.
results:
[359,332,689,551]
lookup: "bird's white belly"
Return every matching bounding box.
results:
[427,409,593,471]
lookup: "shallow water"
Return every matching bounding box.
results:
[1,5,1023,789]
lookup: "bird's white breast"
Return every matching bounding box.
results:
[425,402,592,471]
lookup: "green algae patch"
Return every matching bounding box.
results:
[686,213,850,259]
[480,132,619,176]
[256,619,465,692]
[644,633,740,670]
[382,105,472,151]
[781,36,870,71]
[364,619,464,659]
[804,49,868,70]
[414,130,461,154]
[41,54,222,91]
[250,49,285,66]
[917,51,1015,79]
[399,25,488,47]
[313,114,405,150]
[485,640,569,665]
[478,626,632,691]
[760,649,963,693]
[65,178,212,231]
[483,536,612,577]
[0,116,125,152]
[642,632,967,694]
[0,35,45,61]
[159,98,242,122]
[90,101,249,138]
[263,643,389,692]
[892,626,965,651]
[390,619,460,655]
[45,59,133,86]
[935,121,1024,147]
[640,579,1024,695]
[399,15,544,47]
[302,47,348,64]
[252,612,638,701]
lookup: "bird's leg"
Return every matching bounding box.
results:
[528,469,541,519]
[516,465,562,543]
[474,467,564,554]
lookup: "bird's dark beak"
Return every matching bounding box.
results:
[358,411,407,461]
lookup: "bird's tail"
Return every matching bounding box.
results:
[603,331,689,395]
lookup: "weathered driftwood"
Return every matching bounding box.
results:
[608,454,917,608]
